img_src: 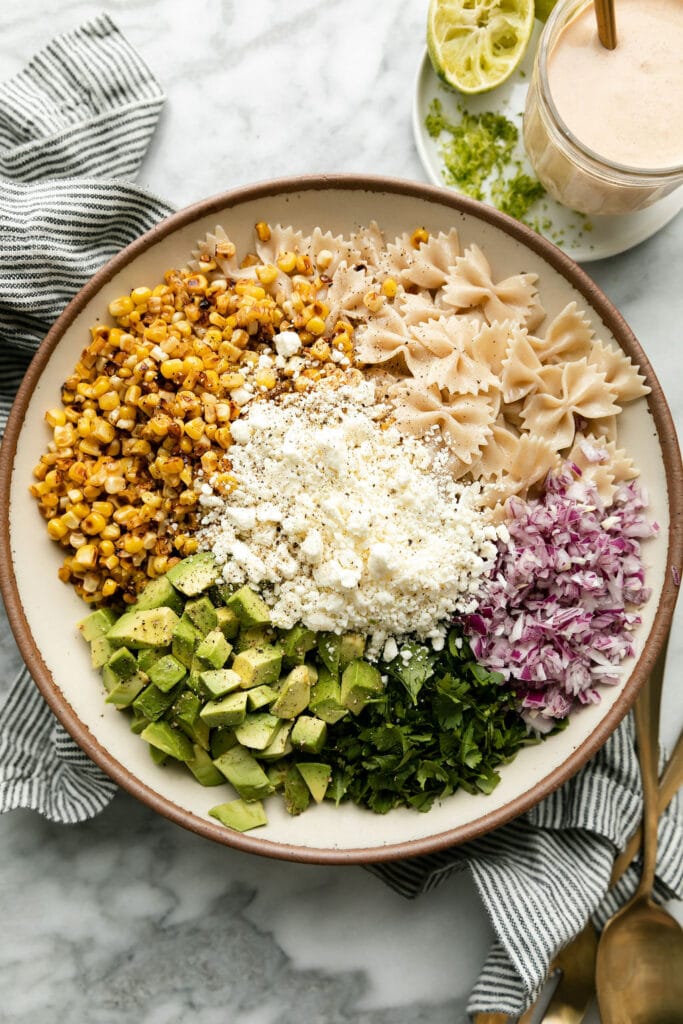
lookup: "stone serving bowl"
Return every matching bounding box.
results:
[1,175,681,863]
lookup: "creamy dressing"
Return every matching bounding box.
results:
[547,0,683,169]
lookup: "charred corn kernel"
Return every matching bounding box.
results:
[185,274,208,293]
[82,512,107,535]
[78,439,101,456]
[334,332,353,354]
[140,492,163,508]
[184,418,205,441]
[306,315,326,337]
[46,408,66,427]
[179,437,193,454]
[220,371,245,390]
[99,539,116,557]
[255,221,271,242]
[108,296,134,318]
[143,320,167,343]
[231,329,249,349]
[104,475,126,495]
[98,391,120,411]
[212,472,238,494]
[131,286,152,305]
[122,535,145,555]
[277,250,297,273]
[411,227,429,247]
[200,451,219,475]
[101,579,118,597]
[66,488,84,503]
[215,239,237,260]
[214,426,233,449]
[92,420,116,445]
[178,489,197,506]
[363,290,383,313]
[74,544,98,569]
[100,523,121,541]
[294,376,311,392]
[296,254,313,275]
[159,456,185,477]
[60,510,81,531]
[382,278,398,298]
[41,494,60,511]
[53,424,76,447]
[215,402,232,421]
[69,531,86,549]
[183,537,199,555]
[309,339,331,362]
[256,263,278,285]
[83,485,101,502]
[160,358,184,379]
[47,518,69,540]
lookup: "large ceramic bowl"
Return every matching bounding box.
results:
[1,175,681,863]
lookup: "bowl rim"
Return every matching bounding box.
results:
[1,172,682,864]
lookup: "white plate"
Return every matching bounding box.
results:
[1,176,681,863]
[412,29,683,263]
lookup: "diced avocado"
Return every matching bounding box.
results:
[232,645,283,688]
[90,634,116,670]
[195,629,232,669]
[317,632,342,676]
[132,681,184,721]
[186,743,225,786]
[283,764,310,815]
[270,665,311,719]
[78,607,118,642]
[296,762,332,803]
[106,646,138,681]
[212,745,273,800]
[137,648,160,673]
[105,671,148,708]
[279,624,317,665]
[171,613,202,668]
[308,665,348,724]
[198,668,242,699]
[215,605,240,640]
[226,585,272,627]
[101,663,119,693]
[173,690,210,750]
[255,720,293,761]
[291,715,328,754]
[209,798,267,832]
[149,745,168,766]
[210,727,238,758]
[165,552,219,596]
[339,633,366,668]
[140,720,194,762]
[233,625,275,653]
[340,659,384,715]
[266,761,289,790]
[106,607,180,650]
[134,575,184,614]
[147,654,187,692]
[199,691,248,728]
[129,711,150,735]
[246,684,278,711]
[184,595,217,636]
[234,713,281,751]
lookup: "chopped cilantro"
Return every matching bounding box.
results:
[318,629,538,815]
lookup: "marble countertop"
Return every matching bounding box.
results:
[1,2,682,1022]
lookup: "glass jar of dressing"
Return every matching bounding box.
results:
[523,0,683,216]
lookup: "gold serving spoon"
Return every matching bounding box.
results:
[595,639,683,1023]
[594,0,617,49]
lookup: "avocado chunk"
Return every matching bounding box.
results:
[226,585,272,626]
[195,628,232,669]
[233,625,275,653]
[137,648,160,673]
[308,665,348,724]
[255,720,294,761]
[280,624,316,665]
[171,613,203,668]
[105,646,138,681]
[234,713,281,751]
[340,659,384,715]
[140,720,194,762]
[199,690,248,728]
[215,605,240,640]
[173,689,210,750]
[78,607,118,642]
[198,668,242,699]
[134,575,184,614]
[132,681,184,721]
[106,607,180,650]
[184,595,218,636]
[186,743,225,786]
[291,715,328,754]
[296,762,332,803]
[105,671,148,708]
[209,798,267,832]
[147,654,187,692]
[210,726,238,758]
[339,633,366,668]
[246,684,278,711]
[212,746,273,800]
[165,552,219,596]
[90,634,116,670]
[283,764,310,815]
[129,711,150,735]
[270,664,312,719]
[232,645,283,688]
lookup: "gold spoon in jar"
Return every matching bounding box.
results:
[595,638,683,1024]
[594,0,617,49]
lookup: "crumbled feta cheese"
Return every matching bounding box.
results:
[273,330,302,358]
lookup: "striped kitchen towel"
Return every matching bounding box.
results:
[0,17,681,1023]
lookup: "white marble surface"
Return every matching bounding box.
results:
[1,2,682,1022]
